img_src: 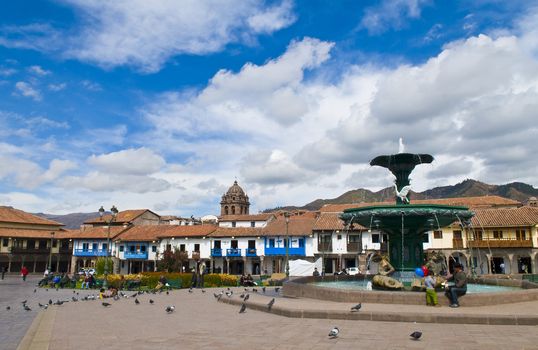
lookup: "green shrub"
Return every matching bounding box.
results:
[95,257,114,275]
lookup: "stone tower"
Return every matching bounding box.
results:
[220,180,250,216]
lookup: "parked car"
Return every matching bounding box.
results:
[345,267,360,276]
[78,268,96,275]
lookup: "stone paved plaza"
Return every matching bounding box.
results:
[2,275,538,350]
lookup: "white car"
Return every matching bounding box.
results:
[78,268,96,275]
[345,267,360,276]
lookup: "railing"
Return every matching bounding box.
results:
[452,238,464,249]
[10,247,51,254]
[467,238,533,248]
[211,248,222,257]
[123,251,148,259]
[192,251,200,261]
[346,242,361,252]
[264,247,306,256]
[74,249,108,257]
[245,248,257,257]
[226,248,241,257]
[318,242,330,251]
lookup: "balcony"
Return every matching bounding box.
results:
[178,251,188,260]
[124,251,148,259]
[346,242,361,252]
[74,249,108,257]
[264,247,306,256]
[192,251,201,261]
[245,248,257,257]
[10,247,51,254]
[226,248,241,257]
[318,242,330,252]
[211,248,222,257]
[452,238,464,249]
[467,238,533,248]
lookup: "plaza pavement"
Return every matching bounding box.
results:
[3,278,538,350]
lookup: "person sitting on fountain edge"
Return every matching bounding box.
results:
[312,267,320,277]
[444,263,467,308]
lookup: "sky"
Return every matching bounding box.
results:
[1,0,538,216]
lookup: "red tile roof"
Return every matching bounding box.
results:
[156,225,218,239]
[312,212,366,231]
[0,227,69,239]
[84,209,158,224]
[68,226,131,240]
[0,206,63,226]
[320,196,520,213]
[471,206,538,228]
[262,216,317,236]
[209,227,263,238]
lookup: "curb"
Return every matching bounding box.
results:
[17,307,57,350]
[218,297,538,326]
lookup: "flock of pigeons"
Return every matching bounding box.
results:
[8,286,423,341]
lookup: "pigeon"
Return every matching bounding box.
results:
[56,287,59,291]
[54,300,64,305]
[267,298,275,310]
[226,291,233,297]
[38,303,45,308]
[166,291,169,295]
[46,289,48,292]
[48,299,53,305]
[113,295,120,301]
[138,291,144,295]
[239,303,246,313]
[34,289,37,293]
[213,293,220,299]
[149,299,154,304]
[102,302,111,307]
[188,288,193,293]
[73,290,76,294]
[165,305,175,313]
[252,288,258,293]
[240,293,245,299]
[131,293,138,298]
[328,327,339,338]
[24,305,32,311]
[243,294,250,301]
[217,294,223,301]
[410,331,422,340]
[262,287,266,293]
[275,287,280,293]
[21,300,27,304]
[6,306,10,310]
[351,303,362,312]
[201,289,206,293]
[135,298,140,305]
[72,297,78,302]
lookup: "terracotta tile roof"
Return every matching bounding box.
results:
[320,196,520,213]
[68,226,131,240]
[218,213,275,222]
[84,209,158,224]
[471,206,538,228]
[312,212,366,231]
[209,227,263,238]
[156,225,218,239]
[0,227,69,239]
[262,216,317,236]
[0,206,63,226]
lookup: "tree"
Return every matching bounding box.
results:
[157,247,187,272]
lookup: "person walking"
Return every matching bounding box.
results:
[1,266,6,280]
[21,266,29,281]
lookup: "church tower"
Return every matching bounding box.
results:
[220,180,250,216]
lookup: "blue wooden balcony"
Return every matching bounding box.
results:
[124,251,148,259]
[74,249,108,257]
[264,247,306,256]
[245,248,257,257]
[226,248,241,257]
[211,248,222,257]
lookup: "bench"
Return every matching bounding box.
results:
[166,278,182,289]
[124,280,141,290]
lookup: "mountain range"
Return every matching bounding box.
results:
[34,180,538,228]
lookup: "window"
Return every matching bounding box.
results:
[52,239,58,248]
[516,229,526,240]
[453,230,462,239]
[38,240,46,249]
[433,230,443,239]
[165,244,171,251]
[214,240,221,249]
[348,235,360,243]
[371,234,380,243]
[284,238,288,247]
[269,238,275,247]
[231,206,236,214]
[319,234,331,243]
[231,240,238,249]
[152,245,157,252]
[224,206,229,215]
[194,244,200,252]
[119,245,124,252]
[298,238,305,248]
[232,222,236,228]
[140,245,146,252]
[82,243,89,250]
[250,221,255,228]
[493,230,503,239]
[92,243,98,251]
[248,240,255,249]
[61,240,69,249]
[337,234,342,240]
[102,243,108,251]
[474,230,483,240]
[180,244,186,252]
[2,238,8,247]
[423,233,429,243]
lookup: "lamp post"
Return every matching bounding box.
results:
[48,232,55,272]
[99,205,119,289]
[284,212,290,277]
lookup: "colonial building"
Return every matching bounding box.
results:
[220,180,250,216]
[83,209,161,228]
[0,206,72,273]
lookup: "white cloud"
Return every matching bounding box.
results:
[240,150,311,185]
[361,0,430,35]
[48,83,66,91]
[0,67,17,76]
[25,116,69,129]
[27,65,51,76]
[87,147,166,175]
[0,0,295,73]
[0,156,75,189]
[80,80,102,91]
[14,81,42,101]
[61,172,171,193]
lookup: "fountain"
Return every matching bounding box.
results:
[339,151,474,285]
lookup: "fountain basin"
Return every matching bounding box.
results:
[283,275,538,307]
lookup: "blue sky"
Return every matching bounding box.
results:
[1,0,537,216]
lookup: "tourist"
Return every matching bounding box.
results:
[1,266,6,280]
[197,262,206,288]
[43,268,50,278]
[245,274,256,286]
[190,268,197,288]
[155,275,167,291]
[21,266,28,281]
[424,272,438,306]
[82,273,90,289]
[240,274,246,286]
[312,267,320,277]
[444,263,467,308]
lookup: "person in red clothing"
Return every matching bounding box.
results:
[21,266,29,281]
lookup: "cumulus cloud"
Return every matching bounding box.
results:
[81,80,102,91]
[360,0,430,35]
[87,147,166,175]
[27,65,51,76]
[48,83,66,91]
[0,156,75,189]
[61,172,171,193]
[240,150,310,185]
[14,81,42,101]
[0,1,296,73]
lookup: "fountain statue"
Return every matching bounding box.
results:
[340,148,474,284]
